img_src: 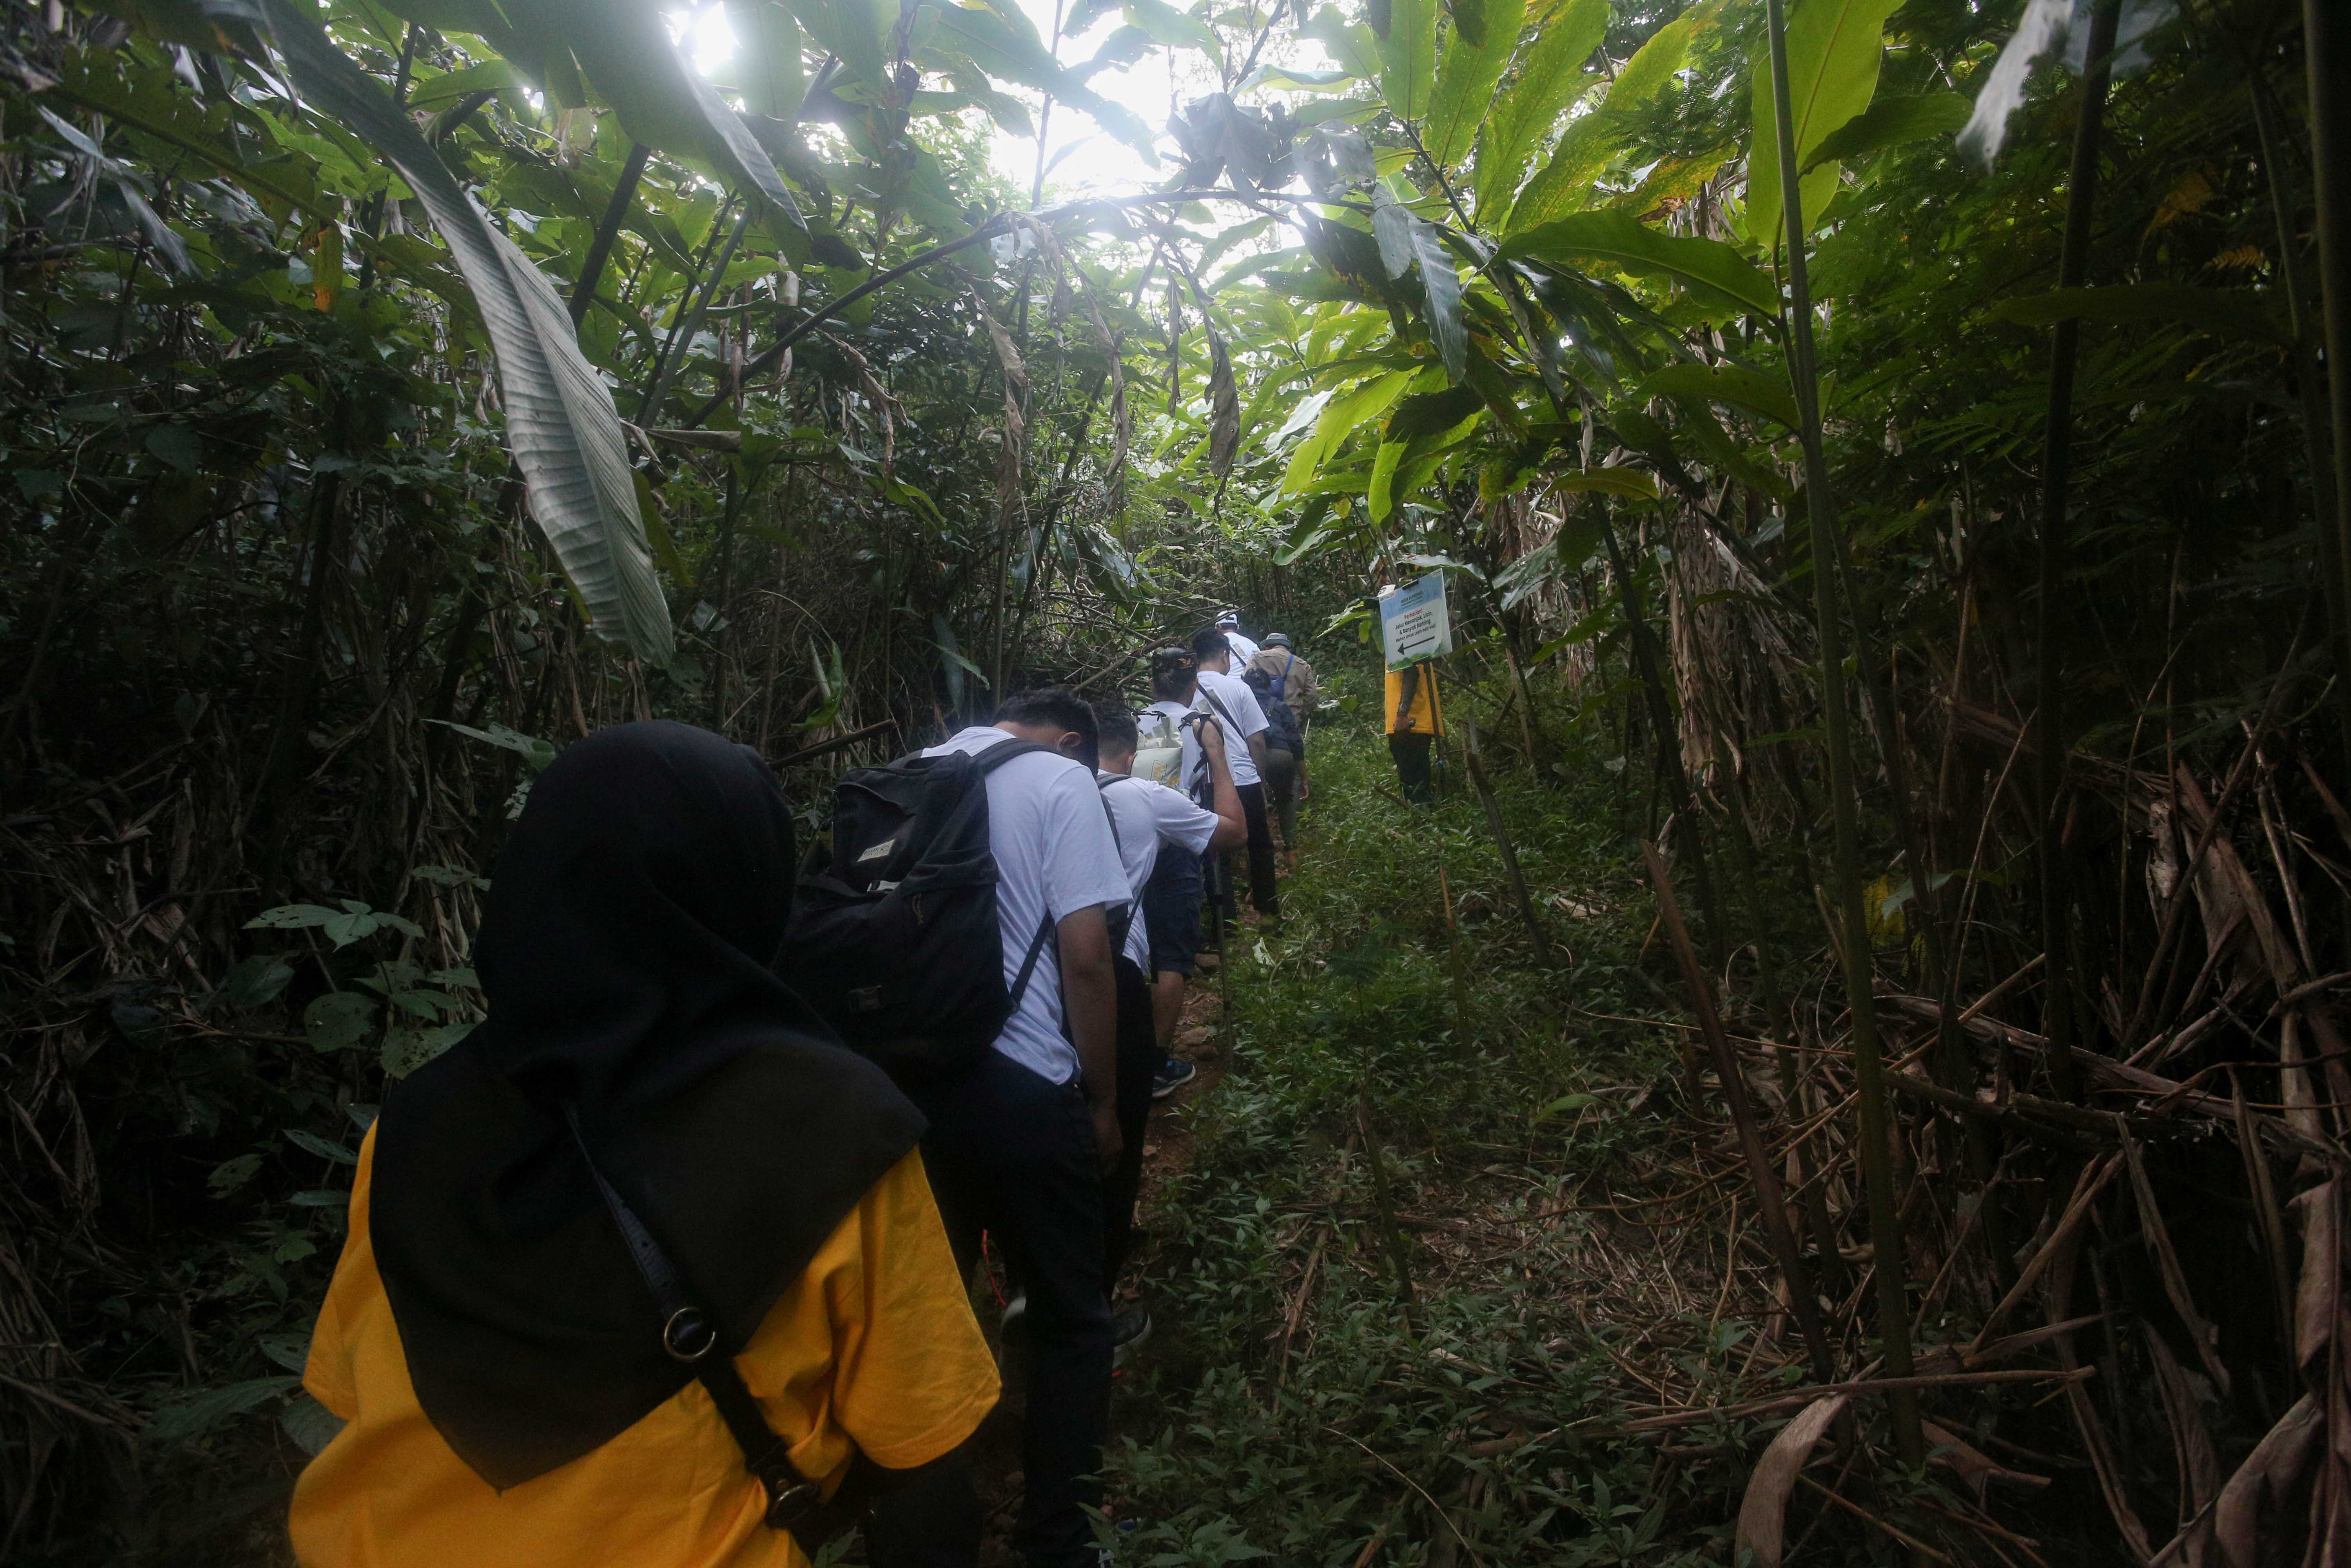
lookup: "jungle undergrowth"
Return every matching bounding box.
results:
[1103,662,1814,1568]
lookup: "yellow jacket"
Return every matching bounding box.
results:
[1384,665,1443,737]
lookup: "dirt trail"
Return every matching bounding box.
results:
[1126,964,1229,1244]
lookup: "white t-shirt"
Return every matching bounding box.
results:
[1221,629,1261,664]
[923,728,1130,1085]
[1097,771,1220,969]
[1193,668,1268,788]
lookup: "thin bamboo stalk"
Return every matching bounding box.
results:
[1643,842,1837,1384]
[1760,0,1923,1468]
[569,142,651,327]
[2308,0,2351,671]
[2032,0,2122,1105]
[1460,719,1552,959]
[1600,515,1727,967]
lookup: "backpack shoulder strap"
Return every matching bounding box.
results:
[1092,773,1124,852]
[971,737,1055,775]
[1197,685,1243,733]
[562,1107,847,1549]
[965,737,1087,1015]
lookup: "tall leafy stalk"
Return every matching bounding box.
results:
[1761,0,1922,1467]
[2032,0,2121,1105]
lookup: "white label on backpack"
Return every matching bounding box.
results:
[857,837,898,864]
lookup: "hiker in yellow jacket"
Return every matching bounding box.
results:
[290,722,999,1568]
[1384,663,1443,805]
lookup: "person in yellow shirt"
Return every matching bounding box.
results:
[1384,662,1443,805]
[290,721,999,1568]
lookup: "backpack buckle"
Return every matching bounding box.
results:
[662,1307,716,1363]
[761,1470,824,1530]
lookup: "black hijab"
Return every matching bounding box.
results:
[370,721,924,1490]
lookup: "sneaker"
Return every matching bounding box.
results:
[1151,1058,1198,1099]
[1111,1305,1153,1367]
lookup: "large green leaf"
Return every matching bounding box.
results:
[1506,9,1696,231]
[726,0,809,122]
[1498,209,1777,318]
[1801,90,1967,170]
[1471,0,1605,223]
[1638,362,1799,428]
[524,0,802,223]
[1302,5,1382,80]
[404,58,521,111]
[1377,0,1437,121]
[1988,285,2289,344]
[1281,368,1415,494]
[1423,0,1522,166]
[1122,0,1223,65]
[258,0,674,664]
[1555,466,1657,498]
[1746,0,1901,253]
[1412,216,1467,381]
[795,0,889,87]
[932,1,1160,158]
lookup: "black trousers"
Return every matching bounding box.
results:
[1388,733,1434,804]
[1233,780,1279,918]
[1103,956,1163,1290]
[873,1051,1111,1568]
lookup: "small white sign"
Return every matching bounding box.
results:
[1379,570,1453,670]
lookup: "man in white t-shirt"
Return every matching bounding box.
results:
[1191,627,1279,922]
[1091,699,1243,1355]
[1216,607,1260,665]
[880,688,1129,1568]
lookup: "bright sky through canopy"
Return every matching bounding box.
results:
[676,0,1310,203]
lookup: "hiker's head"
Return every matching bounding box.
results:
[1094,702,1139,773]
[1217,608,1241,633]
[474,722,798,1029]
[1190,627,1232,673]
[994,686,1099,770]
[1148,646,1198,703]
[1264,633,1292,650]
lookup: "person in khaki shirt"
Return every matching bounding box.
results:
[1242,635,1316,864]
[290,722,998,1568]
[1243,635,1318,718]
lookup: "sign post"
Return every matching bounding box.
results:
[1379,570,1454,670]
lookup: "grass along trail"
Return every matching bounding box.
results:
[1093,675,2113,1568]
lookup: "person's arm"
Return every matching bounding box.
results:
[1196,719,1246,850]
[1056,906,1120,1174]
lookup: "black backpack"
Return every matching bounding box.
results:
[778,740,1059,1083]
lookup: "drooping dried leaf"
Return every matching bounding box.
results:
[2291,1180,2340,1370]
[2048,1230,2158,1560]
[2214,1394,2322,1568]
[1921,1419,2050,1503]
[1732,1393,1846,1568]
[1167,274,1184,417]
[976,298,1027,510]
[2125,1132,2233,1396]
[1206,327,1241,479]
[2142,1325,2222,1542]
